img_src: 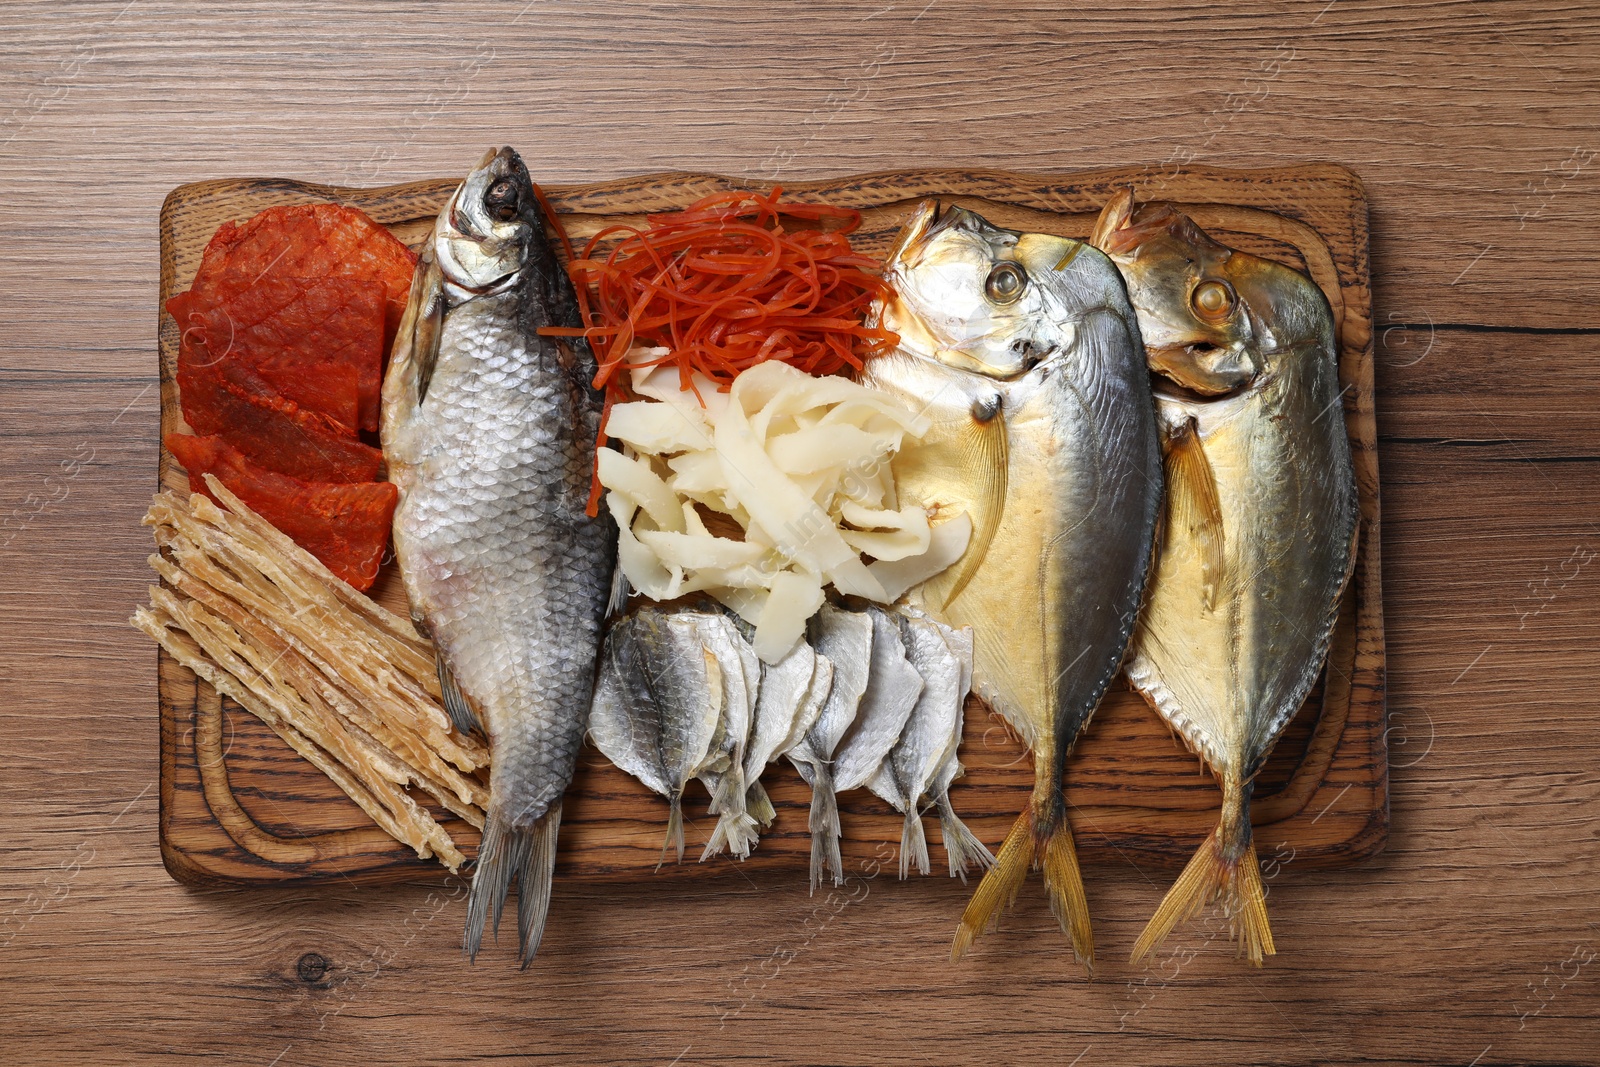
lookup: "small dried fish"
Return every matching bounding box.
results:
[787,604,874,890]
[740,636,829,830]
[588,609,723,864]
[696,615,761,860]
[922,622,991,881]
[867,611,986,879]
[832,607,924,794]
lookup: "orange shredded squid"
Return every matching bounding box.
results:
[537,186,898,515]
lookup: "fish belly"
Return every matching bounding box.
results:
[393,298,612,823]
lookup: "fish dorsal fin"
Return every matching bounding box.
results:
[1090,187,1136,251]
[435,654,484,737]
[1164,416,1225,611]
[941,391,1008,609]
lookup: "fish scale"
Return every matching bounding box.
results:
[383,147,614,967]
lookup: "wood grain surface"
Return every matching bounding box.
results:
[154,165,1385,887]
[3,2,1597,1065]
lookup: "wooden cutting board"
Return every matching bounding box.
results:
[154,165,1385,887]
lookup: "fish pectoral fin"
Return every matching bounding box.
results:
[1164,416,1226,611]
[940,393,1008,610]
[436,656,484,737]
[1090,187,1137,251]
[382,246,446,435]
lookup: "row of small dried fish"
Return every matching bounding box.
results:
[588,602,993,886]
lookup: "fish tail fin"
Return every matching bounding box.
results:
[1040,815,1094,971]
[936,792,996,884]
[463,801,562,967]
[701,810,761,863]
[746,778,776,828]
[951,811,1033,961]
[899,807,930,880]
[658,791,686,870]
[806,768,842,893]
[1131,780,1273,966]
[701,772,757,861]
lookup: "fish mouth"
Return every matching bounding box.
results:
[1150,372,1235,404]
[1147,341,1254,402]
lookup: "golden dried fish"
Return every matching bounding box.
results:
[863,202,1162,967]
[1092,190,1358,965]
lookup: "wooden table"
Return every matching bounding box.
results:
[3,2,1595,1064]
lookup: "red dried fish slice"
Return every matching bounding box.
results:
[175,350,382,484]
[166,433,398,590]
[192,203,416,428]
[167,285,371,434]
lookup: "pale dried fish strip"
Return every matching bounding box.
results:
[148,491,486,774]
[135,600,467,871]
[148,549,486,812]
[149,584,466,831]
[134,489,488,870]
[150,490,450,718]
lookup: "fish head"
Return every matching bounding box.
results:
[434,146,548,295]
[880,201,1103,380]
[1092,188,1323,396]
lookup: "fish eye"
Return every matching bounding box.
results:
[984,262,1028,305]
[485,178,520,222]
[1191,279,1235,320]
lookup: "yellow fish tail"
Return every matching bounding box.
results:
[951,802,1093,969]
[1041,816,1094,971]
[950,811,1032,962]
[1131,778,1274,966]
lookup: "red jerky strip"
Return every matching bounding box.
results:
[190,203,417,431]
[166,433,398,591]
[175,349,382,484]
[167,279,383,434]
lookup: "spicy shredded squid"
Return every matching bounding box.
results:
[544,186,898,393]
